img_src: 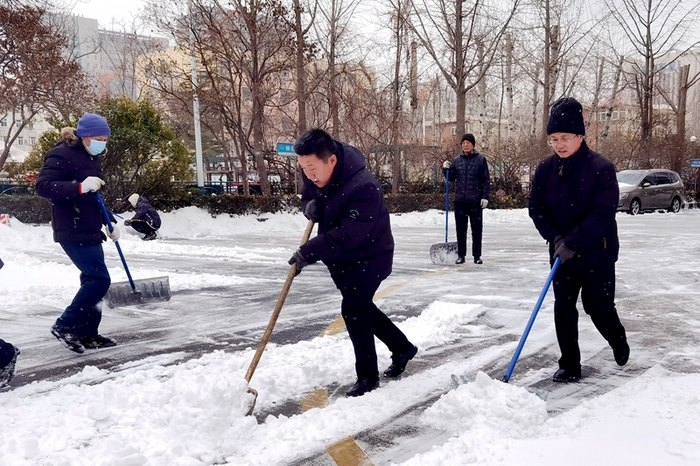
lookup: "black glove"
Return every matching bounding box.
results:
[124,219,132,227]
[554,237,575,264]
[303,200,319,222]
[288,250,310,276]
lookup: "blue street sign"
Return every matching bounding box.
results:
[691,159,700,167]
[276,142,296,156]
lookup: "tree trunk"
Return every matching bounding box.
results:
[505,34,514,140]
[602,56,624,140]
[294,0,307,135]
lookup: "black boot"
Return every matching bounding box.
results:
[612,340,630,366]
[455,256,465,264]
[51,325,85,354]
[383,344,418,378]
[0,345,20,388]
[552,367,581,383]
[81,335,118,349]
[473,257,483,264]
[346,377,379,397]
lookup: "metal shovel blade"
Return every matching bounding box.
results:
[430,241,459,264]
[105,276,171,308]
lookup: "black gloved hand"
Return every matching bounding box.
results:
[303,200,319,222]
[554,238,575,264]
[288,250,310,276]
[124,219,132,227]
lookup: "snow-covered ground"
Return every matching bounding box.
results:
[1,206,699,465]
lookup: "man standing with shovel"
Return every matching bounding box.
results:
[289,128,418,397]
[36,113,119,353]
[443,133,490,265]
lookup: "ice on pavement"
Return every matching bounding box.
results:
[1,207,700,465]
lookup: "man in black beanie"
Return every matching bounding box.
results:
[443,133,490,264]
[528,97,629,382]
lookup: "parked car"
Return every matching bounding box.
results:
[617,169,684,215]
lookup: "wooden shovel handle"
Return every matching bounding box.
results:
[244,219,315,383]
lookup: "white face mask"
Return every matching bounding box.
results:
[86,140,107,155]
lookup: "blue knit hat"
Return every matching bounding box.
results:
[76,113,111,138]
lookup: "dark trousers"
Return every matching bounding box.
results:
[454,201,483,259]
[132,221,156,236]
[552,260,627,371]
[0,339,15,367]
[56,242,111,339]
[337,281,411,380]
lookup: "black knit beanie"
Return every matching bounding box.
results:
[547,97,585,135]
[461,133,476,146]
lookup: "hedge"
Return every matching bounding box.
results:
[0,192,529,224]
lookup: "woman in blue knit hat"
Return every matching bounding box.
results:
[35,113,120,354]
[528,97,629,383]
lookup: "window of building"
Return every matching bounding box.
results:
[0,119,6,127]
[17,137,24,145]
[30,137,36,145]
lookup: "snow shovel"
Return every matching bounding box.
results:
[244,219,315,416]
[430,170,459,264]
[96,193,171,308]
[502,257,561,383]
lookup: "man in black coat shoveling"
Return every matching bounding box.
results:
[289,128,418,397]
[529,97,629,383]
[36,113,119,354]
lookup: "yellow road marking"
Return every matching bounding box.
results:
[327,438,374,466]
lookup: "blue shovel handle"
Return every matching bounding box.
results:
[502,256,561,383]
[96,193,138,293]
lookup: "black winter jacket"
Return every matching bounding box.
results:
[446,150,490,204]
[36,132,107,244]
[300,141,394,287]
[133,197,161,229]
[528,141,619,264]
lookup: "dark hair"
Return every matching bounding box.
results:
[294,128,337,161]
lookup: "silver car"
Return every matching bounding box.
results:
[617,169,684,215]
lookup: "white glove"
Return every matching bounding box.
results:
[443,161,451,169]
[480,199,488,209]
[105,224,120,241]
[80,176,104,194]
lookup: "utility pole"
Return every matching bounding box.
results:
[190,1,204,188]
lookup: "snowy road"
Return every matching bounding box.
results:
[1,207,700,465]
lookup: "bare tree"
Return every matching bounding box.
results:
[314,0,361,138]
[292,0,318,135]
[0,4,93,171]
[605,0,700,162]
[145,0,295,196]
[407,0,519,148]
